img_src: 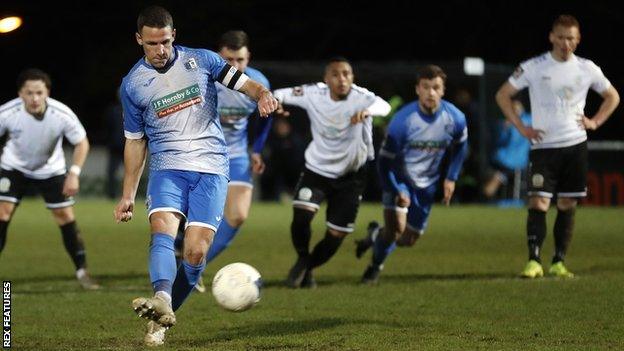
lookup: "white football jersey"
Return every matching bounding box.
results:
[0,97,87,179]
[509,52,611,149]
[273,83,390,178]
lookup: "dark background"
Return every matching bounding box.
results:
[1,0,622,144]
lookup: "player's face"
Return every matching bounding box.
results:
[19,80,49,115]
[324,62,353,100]
[136,26,176,68]
[549,25,580,61]
[219,46,250,72]
[416,77,445,113]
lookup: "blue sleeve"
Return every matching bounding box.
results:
[202,49,228,81]
[252,115,273,153]
[446,109,468,181]
[377,109,409,194]
[120,81,145,138]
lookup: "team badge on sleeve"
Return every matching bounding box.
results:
[512,66,524,79]
[292,86,304,96]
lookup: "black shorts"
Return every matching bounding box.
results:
[292,166,367,233]
[527,141,588,198]
[0,169,75,208]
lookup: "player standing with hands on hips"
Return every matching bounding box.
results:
[496,14,619,279]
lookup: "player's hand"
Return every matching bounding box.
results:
[396,192,410,208]
[274,103,290,118]
[114,198,135,223]
[442,180,455,206]
[350,109,371,125]
[520,126,545,143]
[250,153,266,174]
[257,91,278,117]
[62,173,79,197]
[579,115,599,130]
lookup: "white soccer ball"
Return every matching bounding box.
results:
[211,262,262,312]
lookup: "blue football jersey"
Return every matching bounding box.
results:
[121,45,248,176]
[380,100,468,188]
[217,67,270,158]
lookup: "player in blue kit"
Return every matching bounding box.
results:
[173,31,272,292]
[355,65,468,284]
[113,6,277,346]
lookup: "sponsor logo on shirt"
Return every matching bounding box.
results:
[409,140,450,151]
[152,84,202,118]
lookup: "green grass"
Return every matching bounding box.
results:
[1,199,623,350]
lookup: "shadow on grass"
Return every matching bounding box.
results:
[260,271,516,289]
[9,272,151,295]
[181,317,402,346]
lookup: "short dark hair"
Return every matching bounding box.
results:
[218,30,249,50]
[17,68,52,91]
[552,14,580,31]
[416,65,447,84]
[137,6,173,33]
[327,56,351,67]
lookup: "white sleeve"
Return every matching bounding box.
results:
[366,96,391,117]
[588,62,611,94]
[63,111,87,145]
[273,86,309,109]
[508,62,530,90]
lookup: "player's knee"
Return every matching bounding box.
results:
[185,246,207,265]
[226,211,248,228]
[292,207,315,227]
[0,205,14,221]
[51,208,74,225]
[528,196,550,212]
[556,198,577,211]
[327,227,349,238]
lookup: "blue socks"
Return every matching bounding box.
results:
[206,220,239,262]
[171,260,206,311]
[372,236,396,268]
[149,233,177,296]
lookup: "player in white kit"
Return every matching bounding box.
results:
[273,57,391,288]
[0,68,97,290]
[496,15,620,278]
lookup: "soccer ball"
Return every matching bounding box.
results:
[211,262,262,312]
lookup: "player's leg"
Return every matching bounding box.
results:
[306,167,367,286]
[0,170,25,256]
[0,202,16,255]
[361,207,404,284]
[286,169,324,288]
[549,142,587,278]
[171,172,227,311]
[132,170,189,328]
[207,156,254,262]
[39,174,98,289]
[521,148,556,278]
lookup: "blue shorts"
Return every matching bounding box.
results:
[228,156,252,187]
[147,170,228,231]
[382,183,437,232]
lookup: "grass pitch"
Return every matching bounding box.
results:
[1,199,623,350]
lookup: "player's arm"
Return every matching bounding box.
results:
[443,140,468,206]
[62,137,90,197]
[251,114,273,174]
[351,96,392,124]
[582,86,620,130]
[238,79,278,117]
[114,138,147,223]
[495,82,543,142]
[272,86,310,118]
